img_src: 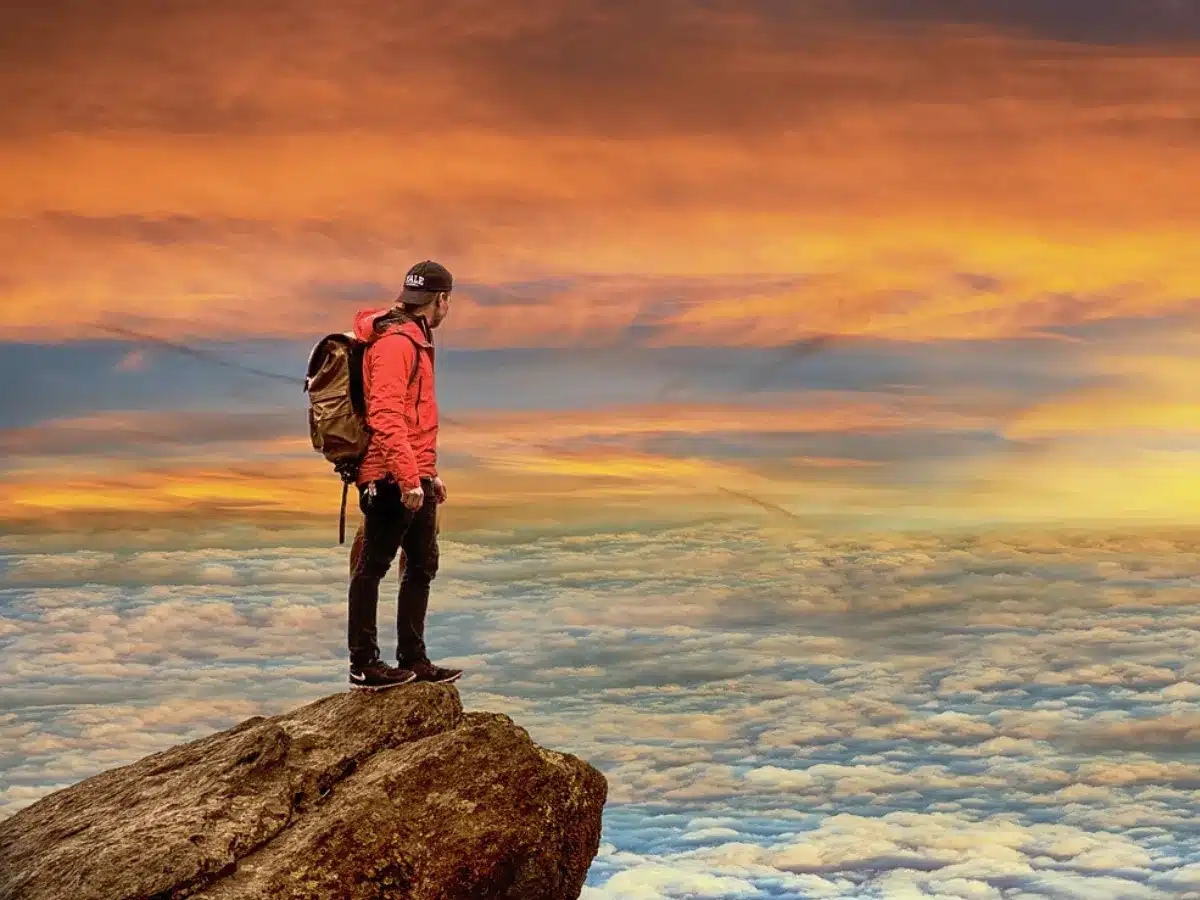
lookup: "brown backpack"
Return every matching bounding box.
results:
[304,329,421,542]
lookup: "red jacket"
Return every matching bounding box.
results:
[353,307,439,491]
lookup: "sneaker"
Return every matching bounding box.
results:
[407,659,463,684]
[349,659,417,691]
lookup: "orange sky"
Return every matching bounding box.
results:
[2,10,1198,344]
[3,1,1200,542]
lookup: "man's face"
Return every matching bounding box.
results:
[430,291,451,328]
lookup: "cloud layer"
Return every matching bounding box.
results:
[3,523,1200,897]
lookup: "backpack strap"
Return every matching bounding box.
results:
[338,481,349,545]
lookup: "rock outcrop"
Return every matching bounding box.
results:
[0,685,607,900]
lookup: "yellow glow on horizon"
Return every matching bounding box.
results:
[945,449,1200,525]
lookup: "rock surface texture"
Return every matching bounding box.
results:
[0,685,607,900]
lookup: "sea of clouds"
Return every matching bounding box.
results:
[3,522,1200,899]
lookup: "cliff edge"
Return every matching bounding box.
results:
[0,685,607,900]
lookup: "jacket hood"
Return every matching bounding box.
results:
[353,307,432,347]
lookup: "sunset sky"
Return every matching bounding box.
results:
[4,2,1200,897]
[4,0,1200,540]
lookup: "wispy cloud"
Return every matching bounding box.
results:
[113,349,147,372]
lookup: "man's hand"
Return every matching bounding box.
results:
[431,477,447,504]
[401,484,424,510]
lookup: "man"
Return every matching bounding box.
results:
[346,260,462,690]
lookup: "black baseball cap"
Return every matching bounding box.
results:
[398,260,453,304]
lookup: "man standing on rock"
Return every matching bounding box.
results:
[347,260,463,691]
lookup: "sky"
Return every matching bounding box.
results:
[3,1,1200,897]
[3,0,1200,534]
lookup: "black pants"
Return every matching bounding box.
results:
[347,476,439,668]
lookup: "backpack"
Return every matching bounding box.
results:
[304,326,421,543]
